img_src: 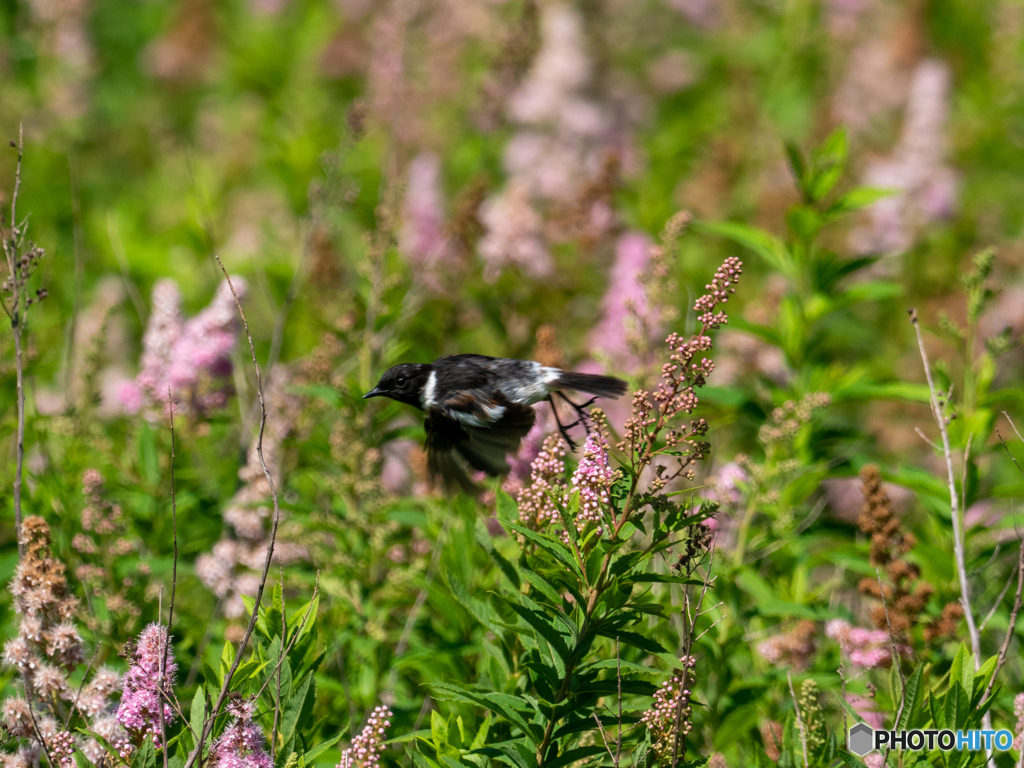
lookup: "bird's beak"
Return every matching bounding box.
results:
[363,388,383,400]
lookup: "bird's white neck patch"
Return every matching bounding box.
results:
[420,370,437,409]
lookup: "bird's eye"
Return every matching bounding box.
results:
[396,377,406,387]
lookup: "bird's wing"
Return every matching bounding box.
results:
[425,400,536,492]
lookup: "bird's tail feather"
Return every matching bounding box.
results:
[554,372,628,399]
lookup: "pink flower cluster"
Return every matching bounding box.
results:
[400,153,452,289]
[116,623,177,742]
[641,656,697,763]
[851,59,958,255]
[704,462,748,506]
[587,231,654,372]
[569,432,614,535]
[119,278,246,415]
[826,619,910,668]
[209,698,272,768]
[517,434,567,530]
[337,706,392,768]
[755,621,817,670]
[478,3,628,281]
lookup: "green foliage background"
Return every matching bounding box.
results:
[2,0,1024,766]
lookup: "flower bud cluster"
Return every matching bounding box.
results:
[758,392,831,446]
[618,259,741,472]
[517,434,567,530]
[641,656,697,763]
[337,706,393,768]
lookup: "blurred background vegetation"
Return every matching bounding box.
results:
[3,0,1024,764]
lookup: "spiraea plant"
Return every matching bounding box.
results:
[417,248,741,768]
[1,515,128,768]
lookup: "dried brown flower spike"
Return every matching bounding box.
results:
[856,465,934,637]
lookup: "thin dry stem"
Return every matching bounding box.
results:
[4,124,26,556]
[910,309,981,664]
[183,258,282,768]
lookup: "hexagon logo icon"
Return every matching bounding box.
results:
[848,723,874,756]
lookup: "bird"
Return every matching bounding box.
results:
[363,354,627,492]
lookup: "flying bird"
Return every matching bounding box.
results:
[363,354,627,492]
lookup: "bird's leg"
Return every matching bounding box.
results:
[546,395,579,451]
[555,392,598,436]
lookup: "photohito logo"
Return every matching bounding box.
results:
[847,724,1015,756]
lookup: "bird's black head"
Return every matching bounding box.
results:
[363,363,432,408]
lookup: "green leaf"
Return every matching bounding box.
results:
[470,715,492,750]
[889,665,900,714]
[784,141,807,193]
[833,693,867,726]
[929,693,943,729]
[504,600,571,663]
[446,571,503,635]
[632,739,649,768]
[626,574,703,586]
[220,640,236,679]
[303,734,342,763]
[431,711,450,749]
[949,644,974,701]
[544,747,606,768]
[552,714,641,741]
[786,206,821,242]
[497,742,539,768]
[507,523,583,579]
[597,629,666,655]
[896,664,924,732]
[476,520,520,590]
[944,681,970,731]
[694,221,795,279]
[836,752,868,768]
[189,686,206,742]
[520,569,563,607]
[496,491,518,526]
[972,655,997,705]
[291,593,320,644]
[808,127,848,201]
[132,737,156,768]
[824,187,893,220]
[281,672,314,744]
[428,684,538,743]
